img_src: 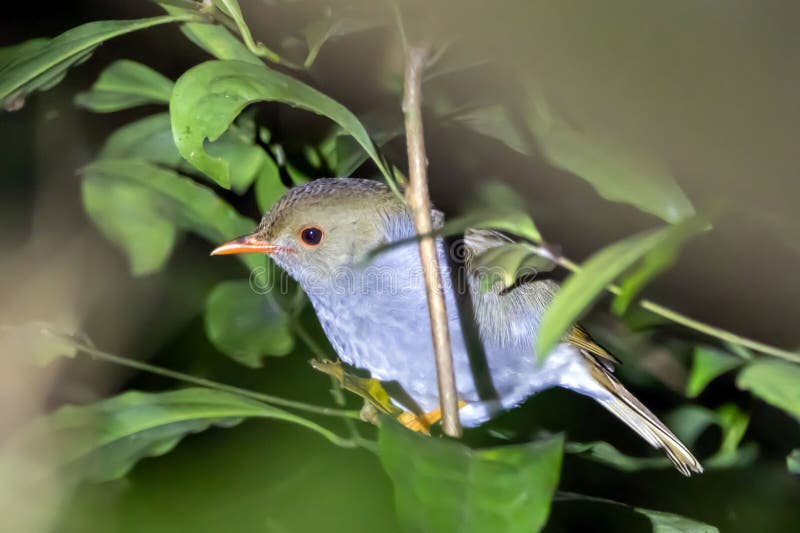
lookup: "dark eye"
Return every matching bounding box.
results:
[300,226,324,247]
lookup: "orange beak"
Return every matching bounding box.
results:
[210,234,281,256]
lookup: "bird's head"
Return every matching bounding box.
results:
[211,178,410,286]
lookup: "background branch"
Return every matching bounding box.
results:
[402,44,462,437]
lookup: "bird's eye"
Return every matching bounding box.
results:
[299,226,324,247]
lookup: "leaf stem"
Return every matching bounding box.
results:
[56,333,363,419]
[403,44,462,437]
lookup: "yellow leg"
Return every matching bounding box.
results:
[397,402,468,435]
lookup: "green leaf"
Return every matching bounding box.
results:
[74,60,173,112]
[204,130,268,194]
[470,243,555,292]
[736,360,800,421]
[685,346,743,398]
[638,509,718,533]
[81,158,262,275]
[611,217,708,314]
[788,449,800,474]
[0,15,196,109]
[526,95,696,223]
[254,155,286,213]
[161,4,261,65]
[666,404,756,469]
[99,113,182,166]
[536,217,705,358]
[555,492,719,533]
[565,441,669,472]
[379,422,563,533]
[170,59,393,189]
[204,280,294,366]
[7,388,345,483]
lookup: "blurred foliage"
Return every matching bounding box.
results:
[1,1,799,532]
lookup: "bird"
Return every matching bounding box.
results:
[211,177,702,476]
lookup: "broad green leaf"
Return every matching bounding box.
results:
[536,217,705,358]
[82,158,262,274]
[6,388,345,483]
[0,15,197,108]
[555,492,719,533]
[527,95,695,223]
[99,113,182,166]
[0,38,48,69]
[612,217,708,314]
[204,280,293,366]
[161,4,261,64]
[204,131,268,194]
[788,449,800,474]
[737,360,800,421]
[254,155,285,213]
[685,346,743,398]
[379,422,563,533]
[82,175,177,276]
[74,59,173,112]
[170,60,393,189]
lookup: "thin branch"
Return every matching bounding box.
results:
[54,333,363,419]
[402,44,462,437]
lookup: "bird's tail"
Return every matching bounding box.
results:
[598,383,703,476]
[577,347,703,476]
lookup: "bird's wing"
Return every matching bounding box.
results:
[462,228,619,369]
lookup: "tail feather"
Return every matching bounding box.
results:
[582,353,703,476]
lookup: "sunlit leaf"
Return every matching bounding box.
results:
[82,158,262,274]
[204,280,293,366]
[5,388,344,483]
[788,449,800,474]
[74,59,173,112]
[170,60,393,189]
[556,492,719,533]
[204,131,269,194]
[537,217,705,358]
[737,360,800,421]
[611,217,708,314]
[685,346,743,398]
[0,15,196,109]
[379,422,563,533]
[212,0,293,66]
[161,4,261,64]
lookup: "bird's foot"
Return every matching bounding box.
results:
[397,402,468,435]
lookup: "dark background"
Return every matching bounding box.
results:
[2,1,799,532]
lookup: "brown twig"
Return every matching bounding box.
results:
[402,44,462,437]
